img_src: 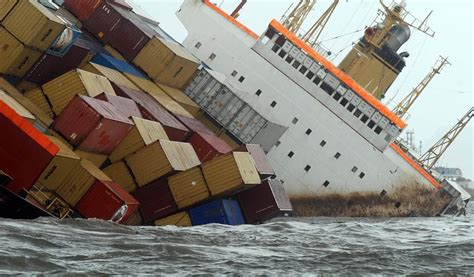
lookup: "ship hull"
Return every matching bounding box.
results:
[0,186,51,220]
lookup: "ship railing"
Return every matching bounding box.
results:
[27,185,73,219]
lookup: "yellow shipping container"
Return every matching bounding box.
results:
[201,152,261,197]
[3,0,66,51]
[56,159,111,207]
[104,44,126,61]
[42,69,116,115]
[36,136,81,191]
[0,90,36,123]
[47,129,73,149]
[81,62,140,90]
[157,83,201,117]
[126,140,201,187]
[16,80,39,93]
[133,37,199,89]
[154,211,192,227]
[0,0,17,21]
[103,161,137,193]
[74,150,109,168]
[24,87,54,119]
[168,167,210,209]
[109,117,169,162]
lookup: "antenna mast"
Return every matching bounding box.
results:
[301,0,339,47]
[281,0,317,34]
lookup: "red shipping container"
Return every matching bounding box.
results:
[64,0,102,22]
[188,131,233,163]
[83,1,122,44]
[133,179,177,223]
[237,179,293,224]
[175,114,215,136]
[94,92,142,119]
[76,180,139,224]
[0,101,59,194]
[53,95,133,154]
[113,84,190,141]
[237,144,275,179]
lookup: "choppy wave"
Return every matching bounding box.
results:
[1,206,473,275]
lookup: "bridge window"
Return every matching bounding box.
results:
[306,71,315,80]
[347,103,356,112]
[354,109,362,118]
[278,50,287,58]
[374,126,383,134]
[367,120,376,129]
[360,115,369,123]
[285,56,294,64]
[333,92,342,101]
[340,98,349,107]
[299,66,308,74]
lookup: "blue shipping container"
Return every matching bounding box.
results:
[92,53,147,79]
[189,199,245,226]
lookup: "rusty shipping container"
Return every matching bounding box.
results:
[126,140,201,187]
[237,179,293,224]
[168,167,210,209]
[0,100,59,194]
[94,92,142,119]
[154,211,192,227]
[109,116,169,162]
[201,152,261,197]
[188,132,233,163]
[103,161,137,193]
[64,0,101,21]
[53,95,133,154]
[133,179,178,223]
[237,144,275,180]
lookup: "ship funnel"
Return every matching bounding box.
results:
[385,24,411,52]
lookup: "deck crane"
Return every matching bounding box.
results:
[419,107,474,170]
[300,0,339,47]
[280,0,317,34]
[392,56,450,119]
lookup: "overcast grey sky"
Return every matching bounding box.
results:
[133,0,473,179]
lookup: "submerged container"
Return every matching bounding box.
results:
[0,101,59,194]
[188,131,233,163]
[94,92,142,119]
[237,144,275,180]
[189,199,245,226]
[53,95,133,154]
[237,179,293,224]
[133,179,177,223]
[154,211,192,227]
[125,140,201,187]
[168,167,210,209]
[109,116,169,162]
[76,180,139,224]
[64,0,101,21]
[92,53,146,78]
[103,161,137,193]
[201,152,261,197]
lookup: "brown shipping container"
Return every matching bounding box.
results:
[201,152,261,197]
[103,161,137,193]
[83,1,122,44]
[237,179,293,224]
[42,69,116,115]
[175,114,215,136]
[81,62,140,90]
[53,95,133,154]
[3,0,66,51]
[24,88,54,119]
[133,37,200,89]
[188,132,233,163]
[74,150,109,168]
[237,144,275,180]
[113,84,191,141]
[109,116,169,162]
[0,0,17,21]
[168,167,210,209]
[154,212,192,227]
[56,159,112,206]
[94,92,142,119]
[64,0,101,22]
[157,83,201,117]
[36,136,81,191]
[126,140,201,187]
[133,179,177,223]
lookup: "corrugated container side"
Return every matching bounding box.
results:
[154,212,192,227]
[16,81,39,94]
[83,2,121,44]
[76,180,139,223]
[175,114,215,136]
[237,144,275,179]
[64,0,101,21]
[109,117,169,162]
[74,150,109,168]
[168,167,210,209]
[157,83,201,117]
[3,0,66,51]
[201,152,261,197]
[188,132,233,163]
[92,53,147,79]
[0,101,59,194]
[133,179,178,223]
[0,0,17,21]
[103,161,137,193]
[194,112,225,136]
[94,92,142,119]
[81,62,140,90]
[24,88,54,119]
[56,159,111,206]
[189,199,245,226]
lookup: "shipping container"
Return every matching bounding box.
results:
[168,167,210,209]
[76,180,139,223]
[126,140,201,187]
[194,112,225,136]
[24,88,54,119]
[207,88,245,126]
[81,62,140,90]
[109,116,169,162]
[0,101,59,194]
[237,180,293,224]
[74,150,109,168]
[113,84,191,141]
[104,44,126,61]
[53,95,133,154]
[42,69,116,115]
[94,92,142,119]
[237,144,275,179]
[189,199,245,226]
[201,152,261,197]
[133,179,177,223]
[56,159,111,206]
[0,0,17,21]
[249,122,288,153]
[0,90,36,123]
[92,53,147,78]
[0,27,42,78]
[227,105,267,144]
[219,131,241,150]
[36,136,81,191]
[175,114,215,136]
[133,36,200,89]
[3,0,66,51]
[64,0,101,21]
[157,83,201,117]
[83,1,121,44]
[16,80,39,94]
[154,211,192,227]
[103,161,137,193]
[124,210,144,226]
[188,132,233,163]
